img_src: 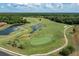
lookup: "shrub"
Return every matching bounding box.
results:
[59,46,75,56]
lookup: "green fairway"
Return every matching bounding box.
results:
[30,36,52,46]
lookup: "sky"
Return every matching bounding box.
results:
[0,0,79,13]
[0,0,27,4]
[0,0,54,4]
[0,3,78,13]
[0,0,79,3]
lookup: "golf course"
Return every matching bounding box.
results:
[0,13,78,56]
[0,16,65,55]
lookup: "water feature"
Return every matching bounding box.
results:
[0,24,22,35]
[30,23,44,33]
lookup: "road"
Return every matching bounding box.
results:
[0,47,24,56]
[0,51,12,56]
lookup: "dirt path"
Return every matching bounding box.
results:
[31,26,72,56]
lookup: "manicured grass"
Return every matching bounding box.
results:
[30,36,52,46]
[0,17,65,55]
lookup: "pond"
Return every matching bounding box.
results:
[0,24,22,35]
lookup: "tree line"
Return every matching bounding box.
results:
[44,16,79,25]
[0,14,79,25]
[0,16,29,24]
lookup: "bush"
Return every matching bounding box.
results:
[59,46,75,56]
[7,39,25,49]
[18,44,25,49]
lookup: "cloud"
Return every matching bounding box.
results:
[0,3,78,12]
[75,3,79,6]
[56,3,63,9]
[7,4,12,7]
[45,4,54,9]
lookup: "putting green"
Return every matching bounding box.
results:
[30,36,52,46]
